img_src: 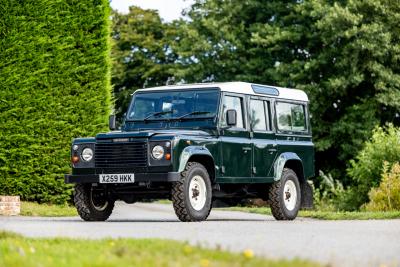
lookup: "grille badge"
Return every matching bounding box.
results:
[113,138,129,142]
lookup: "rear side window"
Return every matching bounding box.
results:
[276,102,307,132]
[249,99,266,131]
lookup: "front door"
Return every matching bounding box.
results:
[219,94,252,182]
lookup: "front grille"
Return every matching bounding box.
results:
[95,141,148,169]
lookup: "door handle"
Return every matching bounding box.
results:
[268,143,277,152]
[242,147,251,153]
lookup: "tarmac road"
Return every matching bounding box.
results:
[1,202,399,267]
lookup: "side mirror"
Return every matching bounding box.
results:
[226,109,237,126]
[109,115,116,131]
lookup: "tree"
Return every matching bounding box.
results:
[111,7,179,119]
[174,0,400,181]
[172,0,287,83]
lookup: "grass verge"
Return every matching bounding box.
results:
[155,199,172,204]
[226,207,400,220]
[0,231,320,267]
[20,202,77,217]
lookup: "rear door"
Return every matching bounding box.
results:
[249,97,277,181]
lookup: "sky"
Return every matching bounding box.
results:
[110,0,195,22]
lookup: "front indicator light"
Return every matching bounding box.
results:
[165,153,171,160]
[72,155,79,164]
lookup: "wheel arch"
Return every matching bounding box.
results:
[178,146,216,182]
[273,152,304,182]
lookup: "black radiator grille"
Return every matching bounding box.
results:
[95,141,147,169]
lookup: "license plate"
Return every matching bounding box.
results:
[99,174,135,183]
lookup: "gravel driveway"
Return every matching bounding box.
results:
[1,202,399,267]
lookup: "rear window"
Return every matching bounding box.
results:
[276,102,307,132]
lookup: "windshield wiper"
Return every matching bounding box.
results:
[177,111,211,120]
[143,110,173,121]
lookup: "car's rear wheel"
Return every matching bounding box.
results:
[269,168,301,220]
[172,162,212,222]
[74,184,114,221]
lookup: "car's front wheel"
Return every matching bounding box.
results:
[172,162,212,222]
[269,168,301,220]
[74,184,114,221]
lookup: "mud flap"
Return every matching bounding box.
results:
[301,181,314,210]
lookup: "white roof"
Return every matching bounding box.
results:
[135,82,308,102]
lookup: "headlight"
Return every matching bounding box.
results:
[81,148,93,162]
[152,145,164,160]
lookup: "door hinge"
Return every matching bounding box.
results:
[221,166,225,174]
[252,167,257,174]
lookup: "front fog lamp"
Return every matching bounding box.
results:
[81,148,93,162]
[152,145,164,160]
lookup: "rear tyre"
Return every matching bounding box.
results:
[74,184,114,221]
[172,162,212,222]
[269,168,301,220]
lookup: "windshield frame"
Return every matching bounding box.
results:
[125,88,221,123]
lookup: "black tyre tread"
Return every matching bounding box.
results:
[269,179,286,220]
[73,184,114,221]
[171,162,212,222]
[269,168,299,221]
[74,184,91,220]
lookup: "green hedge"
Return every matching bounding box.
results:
[0,0,111,203]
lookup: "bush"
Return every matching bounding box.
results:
[312,170,345,211]
[365,162,400,211]
[346,124,400,209]
[0,0,111,203]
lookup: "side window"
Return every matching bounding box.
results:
[276,102,306,132]
[291,104,306,131]
[220,95,244,128]
[249,99,266,131]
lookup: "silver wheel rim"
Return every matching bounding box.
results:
[90,188,109,211]
[283,180,297,211]
[188,175,207,211]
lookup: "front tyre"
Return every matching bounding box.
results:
[74,184,114,221]
[269,168,301,220]
[172,162,212,222]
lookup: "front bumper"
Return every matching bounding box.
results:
[65,172,181,184]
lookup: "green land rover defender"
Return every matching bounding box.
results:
[65,82,315,221]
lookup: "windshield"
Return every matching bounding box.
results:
[127,89,220,121]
